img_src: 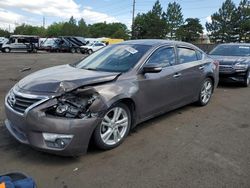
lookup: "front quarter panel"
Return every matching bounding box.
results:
[92,79,138,110]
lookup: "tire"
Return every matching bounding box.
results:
[93,103,131,150]
[70,48,76,53]
[88,49,93,55]
[197,78,213,106]
[76,48,81,53]
[4,48,11,53]
[243,71,249,87]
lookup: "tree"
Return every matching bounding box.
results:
[132,0,166,39]
[0,29,10,37]
[46,22,64,37]
[78,18,89,37]
[89,22,129,39]
[14,24,46,37]
[164,2,184,39]
[176,18,203,42]
[61,16,79,36]
[235,0,250,42]
[206,0,238,43]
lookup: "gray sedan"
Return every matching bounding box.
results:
[209,43,250,87]
[4,40,219,156]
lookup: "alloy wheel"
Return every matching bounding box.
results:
[201,80,213,104]
[100,107,129,146]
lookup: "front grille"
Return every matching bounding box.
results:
[7,92,41,114]
[219,65,234,73]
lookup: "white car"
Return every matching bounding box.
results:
[80,42,106,54]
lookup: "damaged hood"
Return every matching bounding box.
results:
[18,64,120,93]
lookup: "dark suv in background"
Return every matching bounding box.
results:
[209,43,250,87]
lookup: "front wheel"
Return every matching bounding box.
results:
[197,78,213,106]
[93,103,131,150]
[4,48,11,53]
[243,71,249,87]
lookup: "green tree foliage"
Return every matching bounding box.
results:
[61,16,79,36]
[12,16,128,39]
[14,24,46,37]
[164,2,184,39]
[46,22,64,37]
[132,0,166,39]
[78,18,89,37]
[0,29,10,37]
[89,22,129,39]
[176,18,203,42]
[235,0,250,42]
[206,0,238,43]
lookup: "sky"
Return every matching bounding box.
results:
[0,0,242,32]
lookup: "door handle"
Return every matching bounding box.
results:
[173,73,182,78]
[199,65,205,70]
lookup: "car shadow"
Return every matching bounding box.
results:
[130,104,194,134]
[218,82,246,89]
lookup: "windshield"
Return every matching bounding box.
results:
[86,42,95,46]
[74,44,151,72]
[210,45,250,56]
[42,39,57,46]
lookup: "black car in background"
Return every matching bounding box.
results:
[209,43,250,87]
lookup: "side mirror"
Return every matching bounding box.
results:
[143,64,163,74]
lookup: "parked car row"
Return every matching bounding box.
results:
[2,40,250,156]
[0,35,123,54]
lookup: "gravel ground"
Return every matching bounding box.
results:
[0,52,249,188]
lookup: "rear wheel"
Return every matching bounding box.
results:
[76,48,81,53]
[88,49,93,55]
[4,48,10,53]
[197,78,213,106]
[243,71,249,87]
[93,103,131,150]
[70,48,76,53]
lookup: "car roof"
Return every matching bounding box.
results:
[218,43,250,46]
[120,39,200,49]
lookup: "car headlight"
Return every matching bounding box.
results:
[46,92,98,119]
[233,63,248,70]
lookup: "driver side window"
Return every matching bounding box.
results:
[147,47,175,67]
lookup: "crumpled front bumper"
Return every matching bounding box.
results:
[5,98,102,156]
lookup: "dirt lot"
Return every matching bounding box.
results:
[0,52,249,188]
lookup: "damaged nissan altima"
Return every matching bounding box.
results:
[5,40,219,156]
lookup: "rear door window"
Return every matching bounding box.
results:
[177,47,198,64]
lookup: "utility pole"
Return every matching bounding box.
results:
[132,0,136,38]
[43,16,45,28]
[132,0,136,25]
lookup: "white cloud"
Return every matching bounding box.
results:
[0,0,118,25]
[0,8,24,30]
[206,16,212,23]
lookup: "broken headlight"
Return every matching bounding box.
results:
[47,92,98,119]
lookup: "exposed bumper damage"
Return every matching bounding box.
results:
[5,84,109,156]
